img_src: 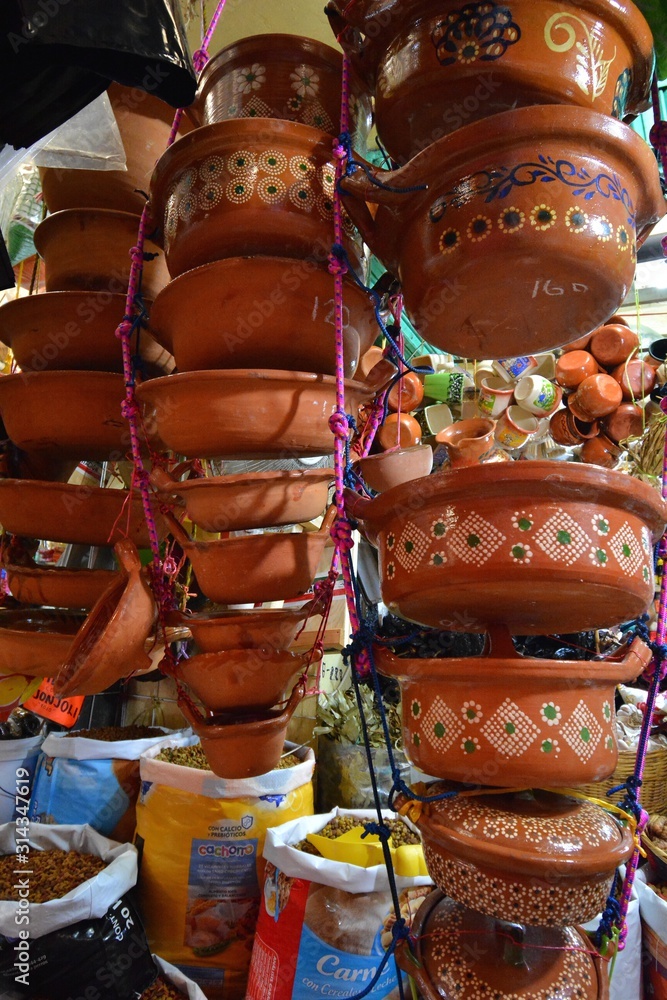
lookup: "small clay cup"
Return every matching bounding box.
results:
[611,358,657,400]
[560,333,593,353]
[569,373,623,420]
[377,412,422,450]
[554,350,599,389]
[387,371,424,412]
[494,406,539,449]
[580,434,622,468]
[602,402,645,444]
[549,408,598,446]
[589,323,640,368]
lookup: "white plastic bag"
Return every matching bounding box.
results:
[154,956,208,1000]
[0,735,43,824]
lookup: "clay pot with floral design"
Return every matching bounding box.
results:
[344,461,666,633]
[375,626,651,786]
[193,33,372,150]
[339,106,665,359]
[149,119,364,279]
[325,0,653,163]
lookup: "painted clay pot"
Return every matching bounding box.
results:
[178,646,317,713]
[589,322,640,368]
[33,209,170,299]
[173,601,318,652]
[179,684,304,778]
[376,412,422,450]
[4,561,118,610]
[436,418,496,467]
[568,373,624,420]
[554,350,599,389]
[149,119,364,279]
[602,402,644,443]
[611,357,657,400]
[326,0,653,162]
[395,890,609,1000]
[163,507,336,605]
[387,371,424,412]
[580,433,622,468]
[39,83,193,215]
[375,627,651,785]
[148,256,376,377]
[0,479,166,548]
[549,408,582,446]
[150,466,333,533]
[136,369,374,459]
[0,292,173,375]
[339,106,665,359]
[0,609,85,678]
[193,33,372,149]
[399,783,634,925]
[344,461,666,633]
[355,444,433,493]
[54,540,157,697]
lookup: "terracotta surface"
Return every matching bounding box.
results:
[396,890,609,1000]
[178,646,315,713]
[580,433,622,468]
[173,603,316,653]
[54,540,156,697]
[355,445,433,493]
[0,609,85,678]
[148,256,376,377]
[554,350,599,389]
[4,561,118,610]
[33,209,170,299]
[39,83,193,215]
[589,322,640,368]
[0,292,173,375]
[163,507,336,605]
[326,0,653,162]
[136,369,373,459]
[387,371,424,412]
[344,461,667,632]
[436,418,496,467]
[611,357,656,399]
[561,333,593,352]
[150,466,333,533]
[149,119,364,279]
[376,412,422,450]
[179,684,303,778]
[193,33,372,149]
[568,373,624,420]
[375,627,650,785]
[339,106,665,358]
[0,479,166,548]
[0,371,150,461]
[401,783,633,925]
[549,408,598,446]
[602,402,645,443]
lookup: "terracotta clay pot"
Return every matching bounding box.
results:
[326,0,653,162]
[150,466,333,533]
[0,292,173,375]
[4,561,118,610]
[179,684,304,778]
[33,209,170,299]
[136,369,374,459]
[376,412,422,450]
[400,783,633,925]
[554,350,599,389]
[395,890,609,1000]
[344,461,666,633]
[178,646,316,713]
[148,256,376,377]
[589,322,640,368]
[580,433,622,468]
[602,402,645,443]
[173,601,318,652]
[193,33,372,149]
[39,83,193,215]
[611,357,657,400]
[560,333,593,352]
[163,507,336,605]
[149,119,364,279]
[355,444,433,493]
[0,609,85,678]
[569,373,624,419]
[387,371,424,412]
[54,540,157,697]
[339,106,665,359]
[375,626,651,785]
[436,418,496,467]
[0,371,152,461]
[0,479,166,548]
[548,408,582,446]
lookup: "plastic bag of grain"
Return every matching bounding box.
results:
[0,733,43,823]
[28,725,194,841]
[247,807,432,1000]
[135,738,315,1000]
[150,957,208,999]
[0,822,156,999]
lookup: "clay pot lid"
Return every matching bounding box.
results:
[407,890,605,1000]
[412,783,633,879]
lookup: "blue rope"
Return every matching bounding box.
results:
[593,872,621,948]
[338,130,427,194]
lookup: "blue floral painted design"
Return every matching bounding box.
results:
[432,2,521,66]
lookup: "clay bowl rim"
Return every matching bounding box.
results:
[33,207,146,258]
[0,608,87,637]
[159,467,334,496]
[173,605,312,631]
[0,290,152,345]
[197,32,345,92]
[136,367,373,402]
[180,646,307,670]
[191,682,303,731]
[174,517,332,559]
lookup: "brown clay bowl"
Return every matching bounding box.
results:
[400,783,634,925]
[0,292,173,375]
[0,371,149,461]
[172,602,317,652]
[150,466,333,532]
[54,540,156,697]
[148,256,376,377]
[4,561,119,610]
[0,609,85,678]
[0,479,166,548]
[136,369,374,459]
[602,402,644,443]
[179,684,304,778]
[177,646,315,713]
[149,118,364,279]
[193,33,372,148]
[345,461,667,633]
[327,0,653,163]
[33,209,170,299]
[355,444,433,493]
[375,627,651,785]
[396,890,609,1000]
[339,106,665,358]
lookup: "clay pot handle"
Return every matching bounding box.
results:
[393,939,437,1000]
[301,647,323,667]
[321,504,339,534]
[161,508,194,547]
[362,357,398,394]
[170,459,198,479]
[623,636,653,676]
[343,487,372,521]
[324,5,377,89]
[177,695,205,728]
[284,679,306,719]
[113,538,143,576]
[149,466,179,495]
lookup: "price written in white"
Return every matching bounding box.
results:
[532,279,589,298]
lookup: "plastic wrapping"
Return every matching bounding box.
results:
[316,738,410,811]
[33,93,126,171]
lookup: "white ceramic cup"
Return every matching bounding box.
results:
[495,405,540,449]
[513,375,562,416]
[477,376,515,418]
[424,403,454,435]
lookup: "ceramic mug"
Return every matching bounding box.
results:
[477,376,514,418]
[589,323,640,369]
[554,350,599,389]
[424,403,454,435]
[473,366,495,389]
[513,375,562,416]
[494,405,539,449]
[492,356,538,383]
[569,373,624,420]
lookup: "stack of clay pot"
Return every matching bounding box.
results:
[130,34,379,778]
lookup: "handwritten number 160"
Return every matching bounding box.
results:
[532,279,589,298]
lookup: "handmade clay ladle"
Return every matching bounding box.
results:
[355,444,433,493]
[171,600,320,652]
[436,418,496,467]
[0,609,86,678]
[54,539,157,697]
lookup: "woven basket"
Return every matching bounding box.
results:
[577,744,667,815]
